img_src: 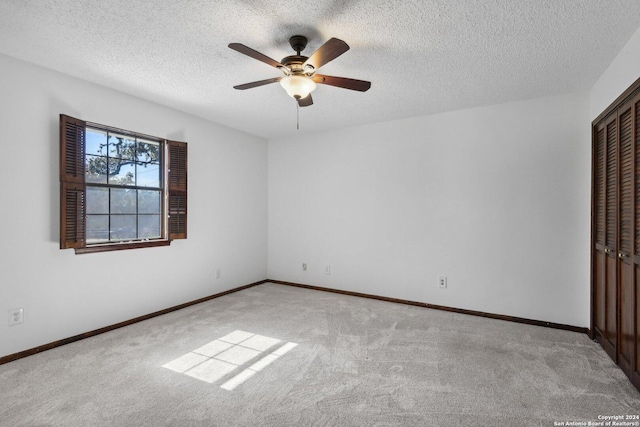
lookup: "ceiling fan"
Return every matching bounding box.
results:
[228,35,371,107]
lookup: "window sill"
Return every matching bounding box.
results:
[75,240,171,254]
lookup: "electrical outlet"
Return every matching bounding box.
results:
[8,308,23,326]
[439,276,447,289]
[325,265,331,275]
[216,269,221,279]
[302,263,307,271]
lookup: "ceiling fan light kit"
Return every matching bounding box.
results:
[228,35,371,109]
[279,75,317,99]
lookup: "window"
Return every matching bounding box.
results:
[60,115,187,253]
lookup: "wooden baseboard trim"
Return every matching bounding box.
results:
[269,280,590,335]
[0,279,268,366]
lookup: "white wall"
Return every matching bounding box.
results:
[0,54,268,358]
[268,91,591,327]
[10,17,636,355]
[591,25,640,120]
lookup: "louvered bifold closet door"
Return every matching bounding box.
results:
[593,123,607,344]
[619,103,635,375]
[60,115,87,249]
[632,93,640,386]
[592,77,640,392]
[167,140,187,240]
[601,114,619,360]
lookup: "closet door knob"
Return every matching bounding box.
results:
[619,252,629,259]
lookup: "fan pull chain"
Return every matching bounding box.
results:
[296,102,300,130]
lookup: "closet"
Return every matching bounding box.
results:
[592,77,640,391]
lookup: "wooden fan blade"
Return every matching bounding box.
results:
[228,43,284,68]
[297,94,313,107]
[312,74,371,92]
[233,77,282,90]
[303,38,349,69]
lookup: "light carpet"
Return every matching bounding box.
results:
[1,282,639,426]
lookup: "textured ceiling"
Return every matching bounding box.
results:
[1,0,640,139]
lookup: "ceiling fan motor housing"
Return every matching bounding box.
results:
[281,55,310,74]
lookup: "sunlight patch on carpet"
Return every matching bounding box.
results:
[162,330,297,390]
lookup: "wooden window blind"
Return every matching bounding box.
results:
[60,115,87,249]
[167,140,188,240]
